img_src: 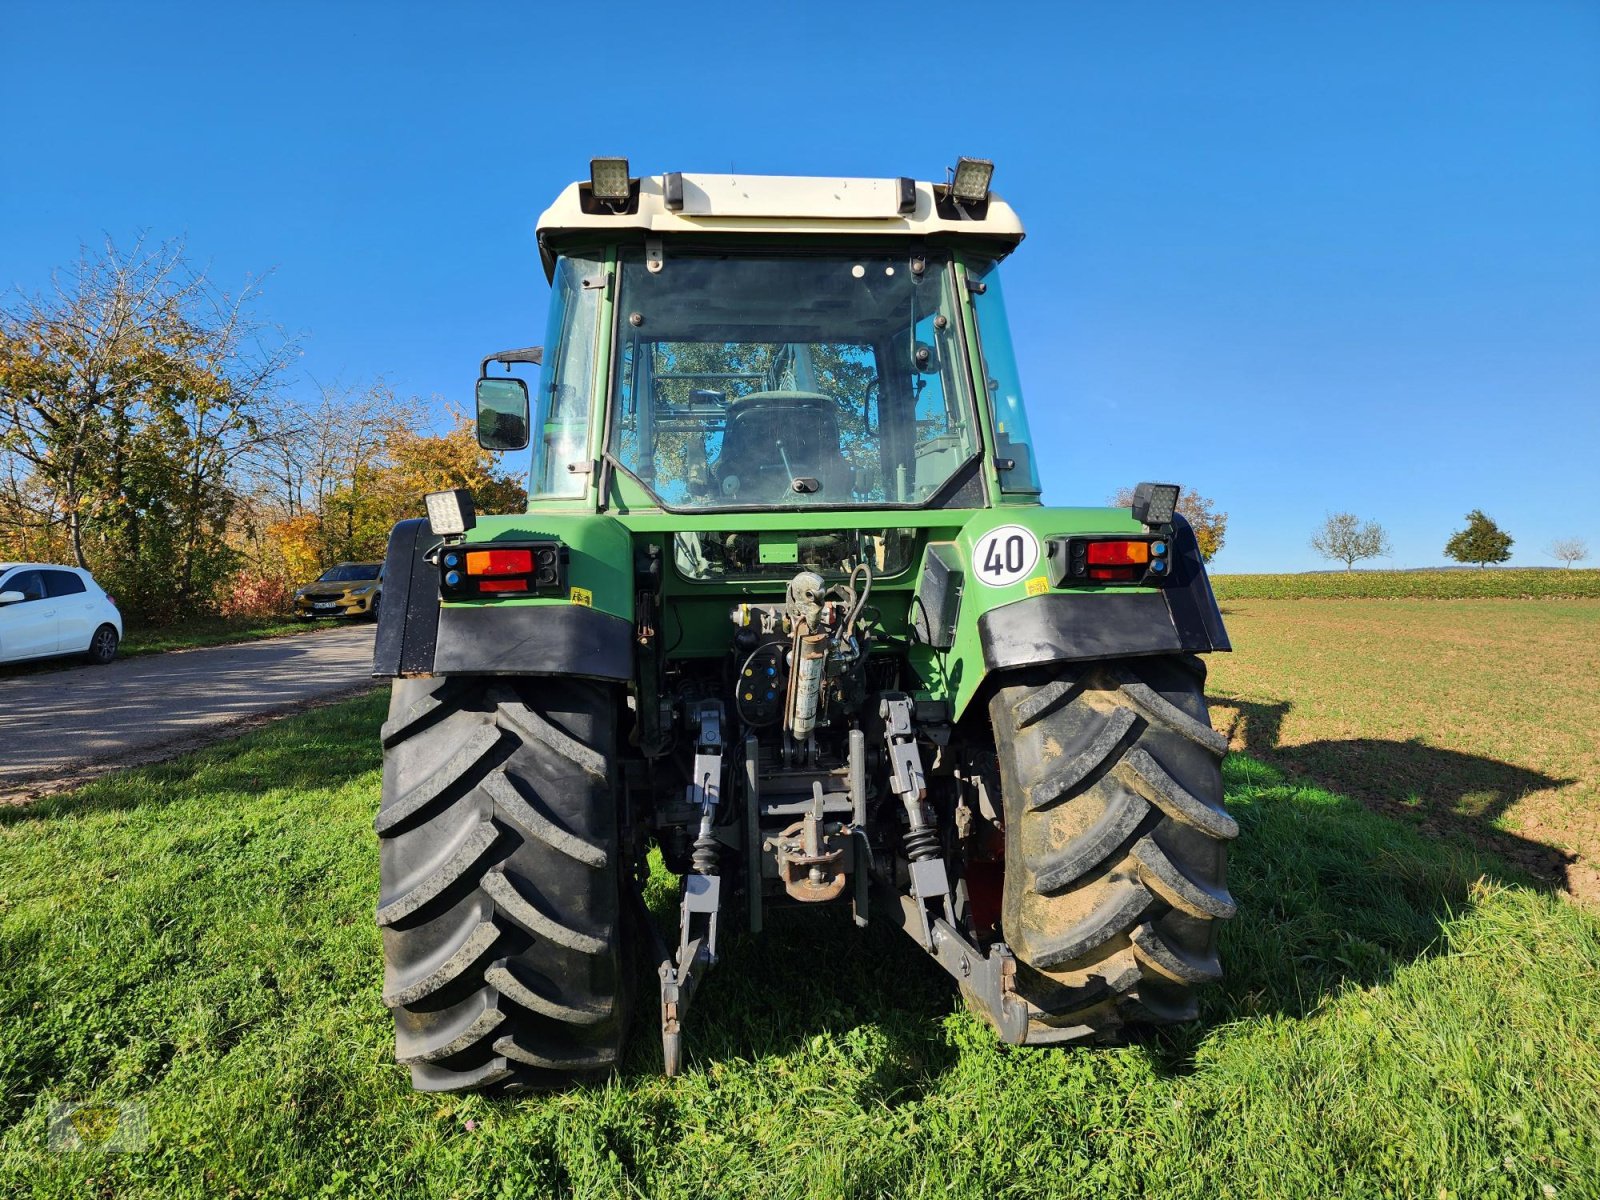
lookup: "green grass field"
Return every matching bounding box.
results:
[1211,567,1600,600]
[3,683,1599,1197]
[1207,598,1600,903]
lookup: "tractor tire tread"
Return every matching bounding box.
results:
[377,677,627,1092]
[987,656,1232,1044]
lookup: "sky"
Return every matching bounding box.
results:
[2,1,1596,572]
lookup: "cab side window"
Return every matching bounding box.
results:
[44,571,86,597]
[3,570,47,602]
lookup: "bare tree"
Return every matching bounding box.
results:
[1547,537,1589,569]
[233,381,421,572]
[1310,512,1392,570]
[0,236,294,609]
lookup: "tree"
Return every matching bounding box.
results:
[1110,486,1229,561]
[0,237,293,617]
[1310,512,1391,570]
[1445,510,1512,567]
[1547,537,1588,569]
[235,396,527,582]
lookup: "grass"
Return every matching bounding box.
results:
[3,692,1599,1197]
[1210,568,1600,600]
[1206,598,1600,902]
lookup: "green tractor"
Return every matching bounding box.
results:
[373,158,1233,1091]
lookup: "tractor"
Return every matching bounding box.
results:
[372,158,1233,1091]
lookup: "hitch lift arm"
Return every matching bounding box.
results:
[658,701,726,1076]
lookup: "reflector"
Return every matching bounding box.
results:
[1087,566,1140,582]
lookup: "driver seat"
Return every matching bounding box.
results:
[714,391,851,498]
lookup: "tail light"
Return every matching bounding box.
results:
[438,540,566,599]
[1047,536,1171,587]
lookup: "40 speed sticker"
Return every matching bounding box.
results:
[972,524,1041,588]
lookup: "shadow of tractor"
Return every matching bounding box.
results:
[1209,694,1575,889]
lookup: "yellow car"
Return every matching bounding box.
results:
[293,562,383,621]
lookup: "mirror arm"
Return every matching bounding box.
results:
[480,346,544,378]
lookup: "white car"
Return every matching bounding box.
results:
[0,563,124,666]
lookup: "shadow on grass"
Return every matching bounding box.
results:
[605,895,962,1098]
[606,746,1542,1084]
[615,728,1563,1080]
[1212,694,1575,888]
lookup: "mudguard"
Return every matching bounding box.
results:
[908,510,1229,721]
[976,514,1229,672]
[373,515,634,681]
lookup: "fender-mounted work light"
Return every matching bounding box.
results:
[424,488,476,538]
[950,156,995,204]
[589,156,632,203]
[1130,481,1180,528]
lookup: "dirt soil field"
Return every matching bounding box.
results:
[1206,598,1600,902]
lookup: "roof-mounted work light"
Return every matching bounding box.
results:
[1130,482,1180,528]
[425,488,477,538]
[950,156,995,204]
[589,156,632,203]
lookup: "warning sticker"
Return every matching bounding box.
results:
[569,586,593,607]
[1025,575,1050,597]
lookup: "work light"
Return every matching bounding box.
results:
[424,488,477,537]
[589,157,632,202]
[1130,482,1180,528]
[950,157,994,204]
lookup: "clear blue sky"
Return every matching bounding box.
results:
[3,1,1595,572]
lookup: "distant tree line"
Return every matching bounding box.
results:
[1308,508,1586,570]
[0,239,523,621]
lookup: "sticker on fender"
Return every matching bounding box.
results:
[973,525,1041,588]
[569,586,593,607]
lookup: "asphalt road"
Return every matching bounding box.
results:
[0,625,379,795]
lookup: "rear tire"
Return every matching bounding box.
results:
[85,624,119,665]
[988,655,1233,1043]
[376,676,631,1091]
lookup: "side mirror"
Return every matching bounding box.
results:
[0,590,24,604]
[475,377,530,451]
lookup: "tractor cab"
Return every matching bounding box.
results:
[477,161,1043,517]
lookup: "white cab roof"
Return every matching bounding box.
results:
[535,171,1025,277]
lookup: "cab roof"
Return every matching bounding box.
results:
[535,171,1026,279]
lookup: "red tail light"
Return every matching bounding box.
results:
[439,539,567,600]
[1085,540,1151,566]
[466,549,533,576]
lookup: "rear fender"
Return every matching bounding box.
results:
[373,513,635,680]
[907,508,1228,721]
